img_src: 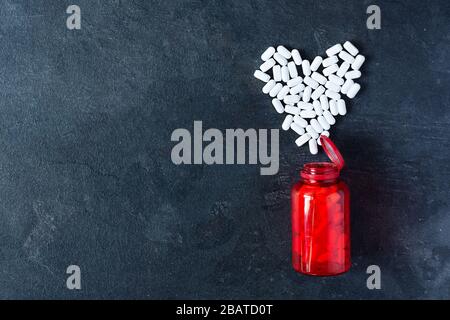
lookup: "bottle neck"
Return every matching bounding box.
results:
[300,162,340,184]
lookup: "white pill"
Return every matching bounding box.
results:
[291,49,302,65]
[352,55,365,70]
[301,60,311,76]
[302,86,312,102]
[284,95,300,104]
[329,99,339,116]
[325,81,341,93]
[269,83,283,97]
[338,50,355,64]
[341,78,354,94]
[282,115,294,131]
[322,55,339,68]
[290,83,305,95]
[345,70,361,80]
[310,56,323,72]
[262,79,276,94]
[329,74,344,86]
[326,44,343,57]
[311,85,325,100]
[347,83,361,99]
[343,41,359,56]
[290,122,305,136]
[285,105,300,115]
[317,131,330,146]
[272,98,284,113]
[311,72,327,85]
[336,61,350,78]
[273,52,288,66]
[300,110,316,118]
[295,133,311,147]
[306,125,319,139]
[287,76,302,87]
[317,115,330,131]
[337,99,347,115]
[309,138,318,155]
[310,118,323,134]
[293,115,308,127]
[319,95,329,111]
[304,76,319,89]
[273,65,282,82]
[323,64,339,76]
[277,45,292,59]
[261,46,275,61]
[325,89,341,100]
[254,70,270,82]
[277,85,290,100]
[313,100,323,116]
[260,58,276,72]
[281,65,290,82]
[298,102,313,110]
[287,61,298,78]
[323,110,336,125]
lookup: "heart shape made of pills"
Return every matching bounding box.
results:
[254,42,365,155]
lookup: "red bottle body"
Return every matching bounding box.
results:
[291,162,350,276]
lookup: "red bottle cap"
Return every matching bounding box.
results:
[319,136,345,170]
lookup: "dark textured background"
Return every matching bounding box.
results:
[0,0,449,299]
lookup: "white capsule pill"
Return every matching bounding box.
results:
[272,98,284,113]
[311,85,326,101]
[302,86,312,102]
[304,76,319,90]
[311,72,327,85]
[260,58,276,72]
[293,115,308,127]
[343,41,359,56]
[281,65,290,82]
[290,83,305,95]
[309,138,318,155]
[287,61,298,78]
[287,76,302,88]
[337,99,347,115]
[345,70,361,80]
[295,133,311,147]
[277,45,292,59]
[323,110,336,125]
[326,44,343,57]
[313,100,323,116]
[273,52,287,66]
[282,115,294,131]
[347,83,361,99]
[325,81,341,93]
[285,105,300,115]
[319,94,329,111]
[298,102,313,110]
[338,50,355,64]
[317,131,330,146]
[269,83,283,97]
[341,78,354,94]
[310,56,323,72]
[262,79,276,94]
[277,85,290,100]
[254,70,270,82]
[325,89,341,100]
[261,46,275,61]
[284,95,300,104]
[317,115,330,131]
[329,99,338,116]
[329,74,344,86]
[300,110,316,119]
[290,122,305,136]
[291,49,302,65]
[323,64,339,76]
[336,61,350,78]
[306,125,319,139]
[352,55,365,70]
[301,60,311,76]
[322,55,339,68]
[273,65,282,82]
[310,118,323,134]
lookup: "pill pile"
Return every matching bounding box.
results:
[254,42,365,154]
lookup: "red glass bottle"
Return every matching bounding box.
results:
[291,136,350,276]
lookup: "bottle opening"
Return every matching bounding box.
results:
[300,162,340,181]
